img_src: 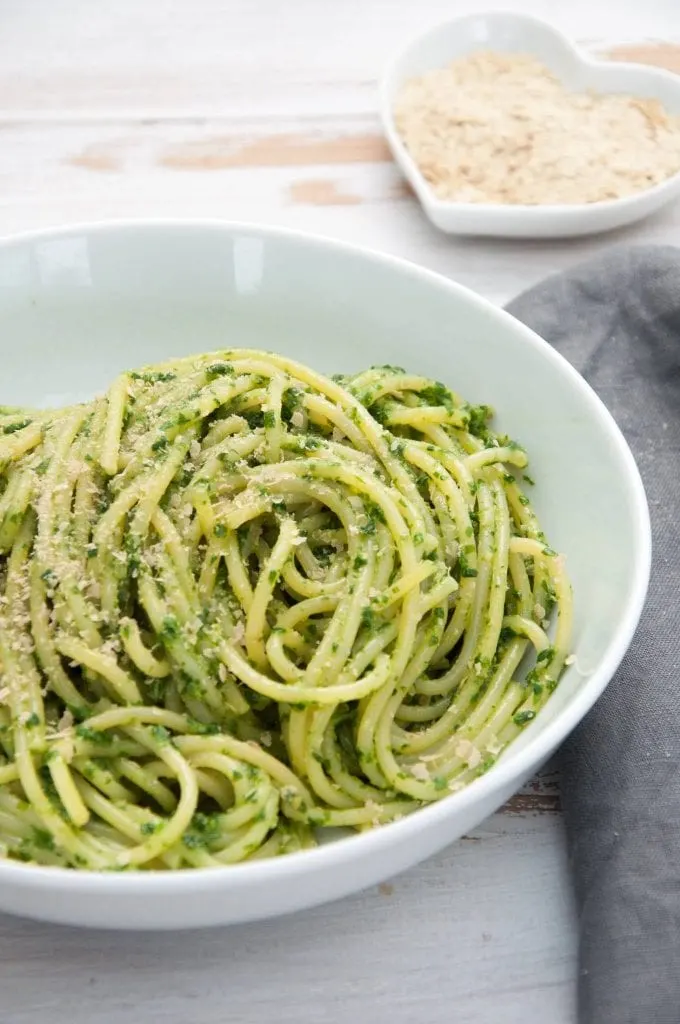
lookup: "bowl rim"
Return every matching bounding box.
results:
[0,217,652,896]
[379,8,680,218]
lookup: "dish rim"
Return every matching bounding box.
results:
[379,9,680,218]
[0,217,652,895]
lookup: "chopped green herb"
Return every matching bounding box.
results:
[420,382,453,411]
[183,811,222,849]
[458,552,478,578]
[31,827,55,851]
[75,725,109,745]
[149,725,171,745]
[160,615,180,640]
[468,404,493,439]
[360,606,377,632]
[129,370,176,384]
[2,419,32,435]
[140,820,164,836]
[205,362,234,380]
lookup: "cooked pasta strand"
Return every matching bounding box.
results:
[0,351,572,868]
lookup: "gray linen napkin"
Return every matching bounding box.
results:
[507,245,680,1024]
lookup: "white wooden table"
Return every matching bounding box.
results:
[0,3,677,1021]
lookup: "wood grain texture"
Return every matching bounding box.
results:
[0,813,577,1024]
[159,132,392,170]
[3,117,679,312]
[288,178,363,205]
[0,0,678,1020]
[604,41,680,73]
[0,0,677,117]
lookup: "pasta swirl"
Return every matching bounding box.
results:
[0,351,572,868]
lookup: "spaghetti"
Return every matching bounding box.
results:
[0,351,572,869]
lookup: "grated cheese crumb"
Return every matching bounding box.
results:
[455,738,482,769]
[58,708,74,733]
[364,799,383,827]
[394,50,680,205]
[486,735,503,757]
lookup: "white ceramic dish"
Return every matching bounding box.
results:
[380,10,680,238]
[0,221,650,929]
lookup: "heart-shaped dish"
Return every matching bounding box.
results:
[380,11,680,238]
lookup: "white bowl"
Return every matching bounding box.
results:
[0,221,650,929]
[380,11,680,238]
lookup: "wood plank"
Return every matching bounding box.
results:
[289,178,364,205]
[2,117,679,313]
[0,0,676,117]
[604,41,680,73]
[159,132,392,170]
[0,811,577,1024]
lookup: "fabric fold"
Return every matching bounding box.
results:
[507,245,680,1024]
